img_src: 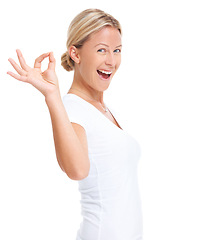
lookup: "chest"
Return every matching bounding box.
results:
[100,109,123,130]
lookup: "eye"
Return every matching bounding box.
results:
[97,48,106,53]
[114,49,121,53]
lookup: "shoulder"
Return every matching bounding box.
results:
[62,93,78,106]
[62,94,86,113]
[62,94,91,133]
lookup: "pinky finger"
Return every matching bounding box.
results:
[7,71,27,82]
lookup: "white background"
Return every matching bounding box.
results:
[0,0,196,239]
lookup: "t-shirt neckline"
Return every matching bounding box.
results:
[66,93,124,131]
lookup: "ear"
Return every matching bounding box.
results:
[69,46,80,64]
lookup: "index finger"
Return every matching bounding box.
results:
[34,52,50,69]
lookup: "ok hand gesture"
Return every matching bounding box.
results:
[7,49,60,99]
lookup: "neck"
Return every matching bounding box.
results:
[69,70,104,104]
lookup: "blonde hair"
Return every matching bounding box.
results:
[61,8,122,71]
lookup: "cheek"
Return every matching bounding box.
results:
[118,55,121,66]
[79,61,97,83]
[116,57,121,69]
[81,53,99,71]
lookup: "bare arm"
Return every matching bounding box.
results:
[45,92,90,180]
[7,49,90,180]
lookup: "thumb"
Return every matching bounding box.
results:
[48,52,56,70]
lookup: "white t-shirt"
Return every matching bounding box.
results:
[62,93,143,240]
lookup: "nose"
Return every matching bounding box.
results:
[105,52,116,67]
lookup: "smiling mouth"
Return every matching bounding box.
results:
[97,70,112,80]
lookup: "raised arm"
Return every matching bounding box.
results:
[7,50,90,180]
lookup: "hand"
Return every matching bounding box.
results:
[7,49,60,98]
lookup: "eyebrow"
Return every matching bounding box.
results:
[94,43,122,48]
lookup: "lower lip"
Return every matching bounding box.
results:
[97,71,112,81]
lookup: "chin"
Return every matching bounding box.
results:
[98,83,111,92]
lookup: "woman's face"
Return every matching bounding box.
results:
[74,26,122,92]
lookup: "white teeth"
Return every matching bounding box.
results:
[98,70,112,75]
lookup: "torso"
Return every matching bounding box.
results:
[62,93,143,240]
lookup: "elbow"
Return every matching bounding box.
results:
[58,155,90,181]
[68,163,90,180]
[69,169,89,181]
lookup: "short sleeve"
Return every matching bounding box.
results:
[62,94,89,133]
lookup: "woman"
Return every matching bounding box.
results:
[7,8,143,240]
